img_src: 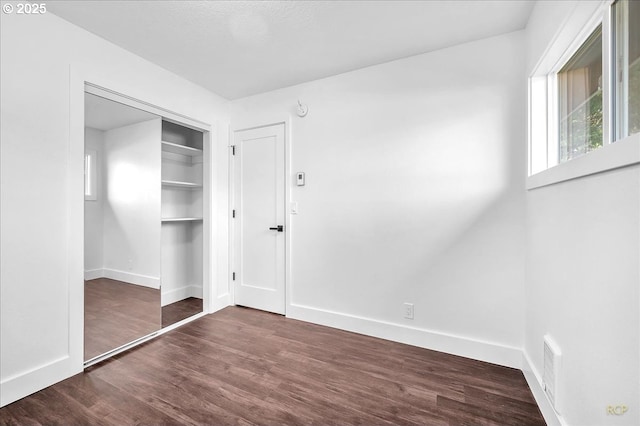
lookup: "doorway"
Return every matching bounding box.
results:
[232,124,286,315]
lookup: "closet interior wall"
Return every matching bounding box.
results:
[161,121,204,307]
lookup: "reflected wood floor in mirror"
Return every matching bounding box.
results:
[84,278,160,360]
[3,306,545,425]
[162,297,203,328]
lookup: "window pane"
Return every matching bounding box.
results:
[85,151,97,200]
[615,0,640,138]
[85,153,91,197]
[558,25,603,163]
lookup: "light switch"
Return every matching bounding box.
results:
[296,172,305,186]
[290,201,298,215]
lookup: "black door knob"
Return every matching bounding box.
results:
[269,225,284,232]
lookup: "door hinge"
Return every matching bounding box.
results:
[232,272,236,281]
[232,209,236,218]
[231,145,236,155]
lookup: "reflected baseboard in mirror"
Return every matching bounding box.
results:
[161,298,203,328]
[84,278,160,360]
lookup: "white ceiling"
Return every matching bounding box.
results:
[49,0,534,100]
[85,93,158,130]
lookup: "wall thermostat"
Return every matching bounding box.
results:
[296,172,305,186]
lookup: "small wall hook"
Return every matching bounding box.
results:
[296,99,308,117]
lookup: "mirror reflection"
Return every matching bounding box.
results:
[84,93,204,362]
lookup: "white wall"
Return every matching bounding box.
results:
[84,128,104,274]
[102,119,162,287]
[525,0,582,74]
[85,120,165,286]
[0,10,229,406]
[526,168,640,426]
[161,222,203,306]
[525,2,640,425]
[230,31,527,366]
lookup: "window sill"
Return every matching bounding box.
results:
[527,133,640,190]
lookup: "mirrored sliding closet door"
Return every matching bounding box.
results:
[84,92,205,363]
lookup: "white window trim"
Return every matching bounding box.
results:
[527,131,640,189]
[84,149,97,200]
[525,0,640,189]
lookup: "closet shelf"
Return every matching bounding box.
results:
[161,217,203,223]
[161,180,202,188]
[161,141,203,157]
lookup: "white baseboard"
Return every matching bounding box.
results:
[0,355,77,407]
[84,268,103,280]
[161,285,202,307]
[286,303,523,369]
[521,352,565,426]
[85,268,160,289]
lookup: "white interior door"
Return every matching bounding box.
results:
[233,124,285,314]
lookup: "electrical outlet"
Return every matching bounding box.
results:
[403,303,414,319]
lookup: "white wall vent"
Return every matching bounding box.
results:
[543,334,562,413]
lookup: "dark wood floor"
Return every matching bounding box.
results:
[85,278,160,360]
[85,279,203,360]
[162,297,203,328]
[1,307,545,425]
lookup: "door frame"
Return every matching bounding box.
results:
[229,118,292,315]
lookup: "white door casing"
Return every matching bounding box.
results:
[233,124,286,314]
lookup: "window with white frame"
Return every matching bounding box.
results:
[613,0,640,139]
[85,149,97,200]
[558,24,603,163]
[529,0,639,182]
